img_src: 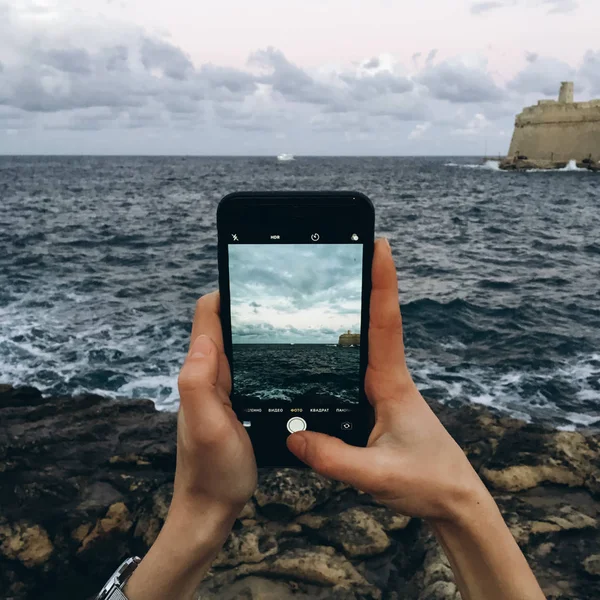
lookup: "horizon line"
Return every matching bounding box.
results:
[0,153,499,158]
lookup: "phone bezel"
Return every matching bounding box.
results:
[217,191,375,468]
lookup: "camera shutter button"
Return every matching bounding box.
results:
[287,417,307,433]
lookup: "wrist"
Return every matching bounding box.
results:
[164,494,240,556]
[123,495,239,600]
[428,466,497,528]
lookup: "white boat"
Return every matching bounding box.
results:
[277,153,295,162]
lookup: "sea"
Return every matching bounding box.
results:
[0,156,599,430]
[233,344,361,405]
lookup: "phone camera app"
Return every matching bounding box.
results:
[229,244,362,410]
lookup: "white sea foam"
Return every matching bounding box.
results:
[560,159,587,171]
[446,158,592,174]
[526,159,590,173]
[255,388,293,401]
[408,352,600,430]
[117,374,180,409]
[483,160,501,171]
[444,160,501,171]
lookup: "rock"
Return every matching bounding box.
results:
[368,507,411,531]
[199,575,368,600]
[322,507,391,557]
[239,546,381,598]
[0,521,53,567]
[201,546,381,599]
[421,581,461,600]
[78,502,133,553]
[543,506,597,531]
[133,484,172,546]
[296,514,329,529]
[481,429,599,493]
[213,526,278,568]
[238,499,257,520]
[418,537,459,600]
[583,554,600,577]
[198,576,299,600]
[77,481,123,511]
[1,384,600,600]
[483,464,583,491]
[254,468,335,516]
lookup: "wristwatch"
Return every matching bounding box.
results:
[96,557,141,600]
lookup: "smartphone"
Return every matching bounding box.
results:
[217,192,375,468]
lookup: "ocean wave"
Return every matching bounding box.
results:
[445,160,501,171]
[410,353,600,429]
[526,160,592,173]
[1,156,599,430]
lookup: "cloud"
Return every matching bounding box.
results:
[250,47,333,106]
[471,2,505,15]
[229,244,363,344]
[140,36,194,80]
[249,46,417,120]
[470,0,578,15]
[425,49,438,66]
[408,122,431,140]
[363,57,380,69]
[340,71,414,102]
[418,57,505,103]
[508,55,575,95]
[37,47,93,75]
[199,64,257,98]
[453,113,493,136]
[580,50,600,95]
[543,0,578,14]
[525,52,539,63]
[0,0,593,155]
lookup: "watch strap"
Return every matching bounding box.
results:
[96,556,141,600]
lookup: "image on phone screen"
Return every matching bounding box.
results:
[229,244,363,407]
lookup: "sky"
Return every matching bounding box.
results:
[1,0,599,155]
[229,244,362,344]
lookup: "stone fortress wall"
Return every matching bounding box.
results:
[338,330,360,347]
[507,82,600,162]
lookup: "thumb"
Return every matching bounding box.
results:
[287,431,378,490]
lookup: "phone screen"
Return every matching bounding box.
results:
[229,242,363,407]
[218,193,374,467]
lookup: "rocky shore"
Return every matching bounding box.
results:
[1,385,599,600]
[499,157,600,172]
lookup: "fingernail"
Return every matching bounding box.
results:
[190,335,212,359]
[384,237,391,251]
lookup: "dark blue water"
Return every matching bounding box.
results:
[233,344,361,404]
[0,156,599,429]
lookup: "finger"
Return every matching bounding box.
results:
[287,431,383,491]
[178,335,230,443]
[189,291,232,394]
[368,238,406,375]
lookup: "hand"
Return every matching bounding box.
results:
[287,239,486,521]
[125,293,258,600]
[173,292,257,518]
